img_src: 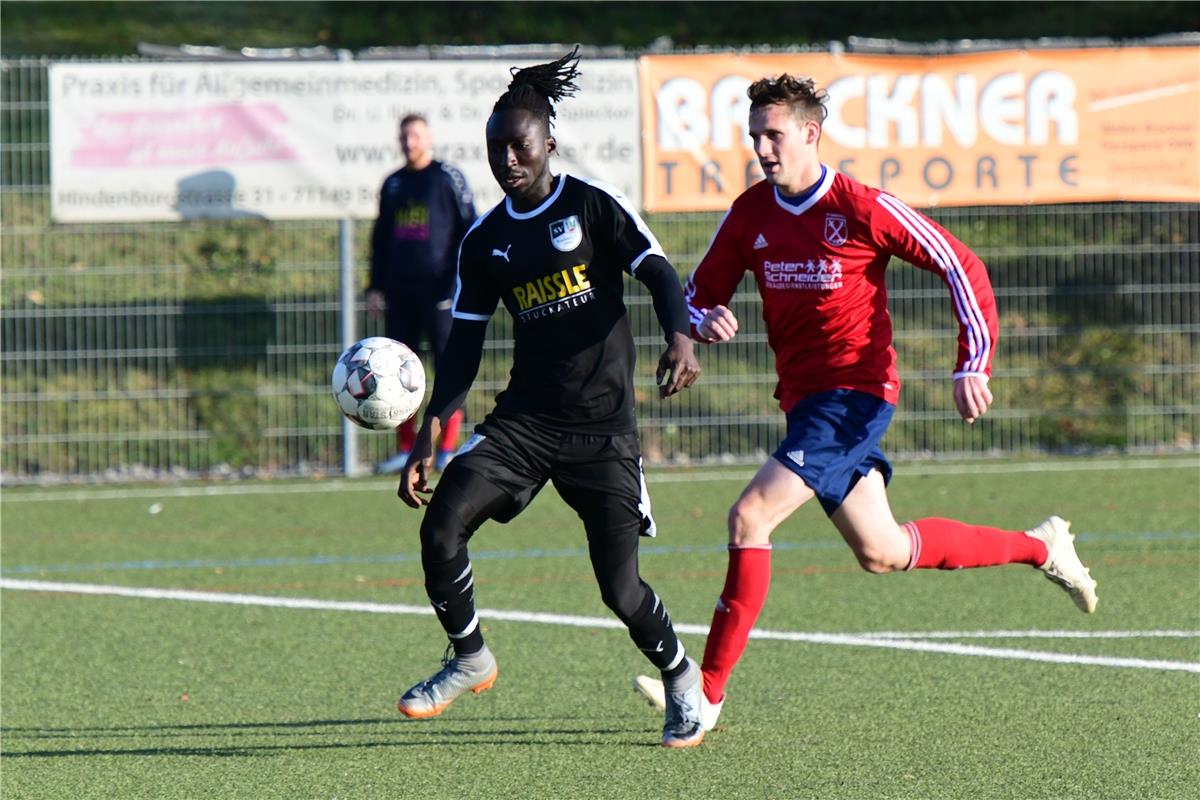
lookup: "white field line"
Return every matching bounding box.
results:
[860,629,1199,639]
[2,458,1196,503]
[3,578,1198,674]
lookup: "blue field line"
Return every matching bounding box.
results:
[2,530,1196,577]
[2,457,1197,504]
[0,541,792,575]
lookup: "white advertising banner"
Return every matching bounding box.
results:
[49,60,641,222]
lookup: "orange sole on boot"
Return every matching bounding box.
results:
[662,731,706,749]
[397,668,498,719]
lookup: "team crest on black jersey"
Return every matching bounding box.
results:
[549,215,583,252]
[824,213,848,246]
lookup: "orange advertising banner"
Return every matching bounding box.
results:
[639,48,1200,211]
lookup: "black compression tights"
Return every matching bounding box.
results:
[418,469,510,655]
[418,468,684,669]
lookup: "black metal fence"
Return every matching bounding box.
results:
[3,56,1197,481]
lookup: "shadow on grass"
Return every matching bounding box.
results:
[0,716,658,757]
[1,717,404,737]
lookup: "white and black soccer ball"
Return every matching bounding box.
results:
[331,337,426,430]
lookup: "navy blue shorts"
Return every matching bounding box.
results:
[772,389,896,516]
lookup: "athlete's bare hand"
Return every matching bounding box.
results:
[698,305,739,342]
[954,375,993,424]
[365,289,387,321]
[657,332,701,398]
[397,418,440,508]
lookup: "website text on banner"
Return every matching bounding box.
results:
[639,47,1199,212]
[49,60,640,223]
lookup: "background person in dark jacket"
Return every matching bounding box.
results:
[368,114,476,473]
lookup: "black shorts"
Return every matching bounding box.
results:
[384,283,453,365]
[445,413,655,534]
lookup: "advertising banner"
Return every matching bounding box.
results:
[50,59,640,222]
[639,47,1199,211]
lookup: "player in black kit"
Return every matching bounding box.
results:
[395,48,707,748]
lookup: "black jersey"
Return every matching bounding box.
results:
[369,161,476,300]
[453,174,666,434]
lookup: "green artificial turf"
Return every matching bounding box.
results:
[2,457,1197,799]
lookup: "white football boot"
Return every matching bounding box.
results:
[635,672,724,732]
[1026,516,1099,613]
[397,644,498,719]
[660,658,705,748]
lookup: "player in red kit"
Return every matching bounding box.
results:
[640,74,1099,745]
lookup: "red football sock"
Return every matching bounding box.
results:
[439,409,464,453]
[904,518,1048,570]
[396,418,416,453]
[700,545,771,704]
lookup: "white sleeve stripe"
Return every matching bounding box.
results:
[450,253,468,317]
[681,209,733,320]
[877,196,969,323]
[452,311,491,321]
[877,195,976,331]
[683,279,705,325]
[876,195,983,362]
[450,205,498,319]
[579,177,666,273]
[876,194,991,373]
[879,195,990,372]
[698,209,733,265]
[883,196,984,371]
[630,248,656,273]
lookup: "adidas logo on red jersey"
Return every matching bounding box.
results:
[753,233,768,250]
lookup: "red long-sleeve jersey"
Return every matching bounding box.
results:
[685,167,998,412]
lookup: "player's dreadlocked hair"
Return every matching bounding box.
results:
[492,46,582,129]
[747,74,829,124]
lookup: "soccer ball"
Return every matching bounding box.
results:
[331,337,426,430]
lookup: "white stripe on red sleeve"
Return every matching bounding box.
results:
[875,194,992,374]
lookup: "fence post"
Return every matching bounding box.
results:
[337,48,361,477]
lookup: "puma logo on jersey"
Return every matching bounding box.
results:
[753,233,769,249]
[491,244,512,262]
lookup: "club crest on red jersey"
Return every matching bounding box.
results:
[549,215,582,252]
[824,213,848,246]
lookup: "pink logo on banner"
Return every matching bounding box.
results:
[71,103,297,167]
